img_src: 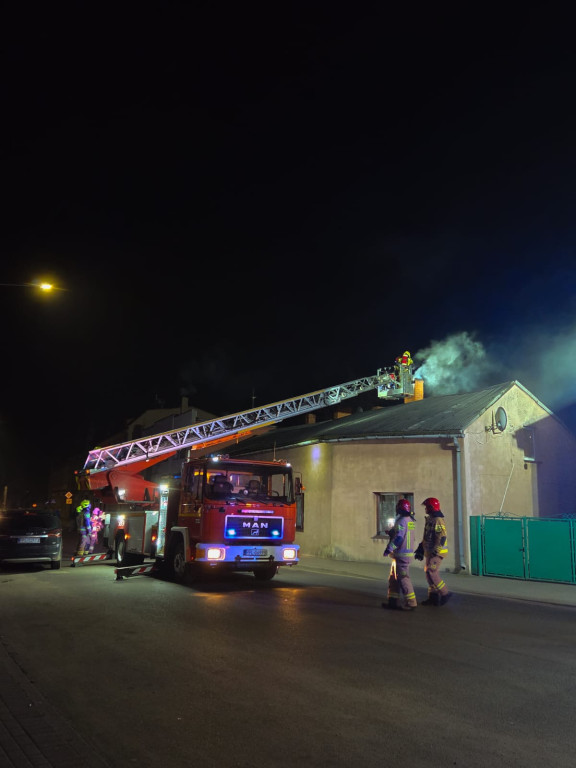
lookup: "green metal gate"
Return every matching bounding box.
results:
[470,516,576,583]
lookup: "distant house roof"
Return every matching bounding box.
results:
[226,381,553,454]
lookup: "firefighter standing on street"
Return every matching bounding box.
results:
[414,497,452,606]
[382,498,418,611]
[75,499,93,556]
[88,505,105,554]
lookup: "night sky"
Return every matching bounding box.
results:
[2,4,576,500]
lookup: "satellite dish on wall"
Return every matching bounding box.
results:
[495,407,507,432]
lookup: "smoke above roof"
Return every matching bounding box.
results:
[413,332,501,396]
[413,328,576,419]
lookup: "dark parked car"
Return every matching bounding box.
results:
[0,508,63,569]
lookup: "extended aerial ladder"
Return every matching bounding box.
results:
[72,355,420,573]
[77,358,418,491]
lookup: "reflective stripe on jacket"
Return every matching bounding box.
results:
[388,515,417,557]
[422,513,448,557]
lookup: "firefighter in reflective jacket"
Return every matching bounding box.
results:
[382,498,418,611]
[88,505,105,554]
[75,499,93,556]
[414,497,452,606]
[394,351,413,383]
[399,350,412,367]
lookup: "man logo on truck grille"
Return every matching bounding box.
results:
[225,515,283,540]
[250,521,265,535]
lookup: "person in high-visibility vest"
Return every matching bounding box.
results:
[75,499,93,556]
[397,350,412,367]
[88,505,105,554]
[414,497,452,606]
[382,498,418,611]
[394,351,413,385]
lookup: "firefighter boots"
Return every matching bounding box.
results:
[440,592,453,606]
[382,598,415,611]
[421,593,440,606]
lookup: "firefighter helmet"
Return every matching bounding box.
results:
[80,499,91,508]
[396,498,412,515]
[422,497,440,512]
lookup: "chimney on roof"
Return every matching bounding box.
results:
[404,379,424,404]
[333,408,352,420]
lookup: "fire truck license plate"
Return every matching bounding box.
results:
[243,548,268,557]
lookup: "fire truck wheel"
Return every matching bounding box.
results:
[115,536,128,564]
[115,536,144,567]
[172,538,187,583]
[253,565,278,581]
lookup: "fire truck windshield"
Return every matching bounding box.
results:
[205,464,294,503]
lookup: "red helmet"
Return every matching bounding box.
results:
[422,497,440,512]
[396,498,411,515]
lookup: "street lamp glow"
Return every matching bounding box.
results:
[0,281,68,292]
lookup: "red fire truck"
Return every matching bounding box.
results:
[75,357,418,581]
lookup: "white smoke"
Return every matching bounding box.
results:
[412,326,576,423]
[413,331,503,395]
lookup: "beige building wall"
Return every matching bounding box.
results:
[462,385,576,531]
[327,440,455,566]
[279,443,335,555]
[459,390,542,570]
[246,438,457,570]
[462,389,538,521]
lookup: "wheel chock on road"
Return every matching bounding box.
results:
[70,553,109,567]
[114,563,157,580]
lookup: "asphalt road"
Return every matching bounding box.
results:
[1,559,576,768]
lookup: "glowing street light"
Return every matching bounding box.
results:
[0,281,68,292]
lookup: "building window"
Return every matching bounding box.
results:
[375,492,414,537]
[296,493,304,532]
[518,427,536,462]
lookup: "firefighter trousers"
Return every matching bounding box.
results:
[76,529,92,556]
[424,555,449,596]
[387,555,417,607]
[88,531,101,554]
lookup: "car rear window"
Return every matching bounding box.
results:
[0,512,61,534]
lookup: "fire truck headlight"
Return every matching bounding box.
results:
[207,547,225,561]
[282,548,297,561]
[117,515,125,527]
